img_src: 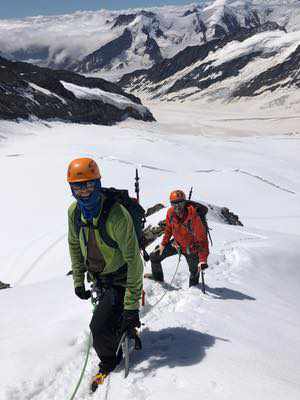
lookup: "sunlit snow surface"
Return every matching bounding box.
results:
[0,104,299,400]
[60,81,148,115]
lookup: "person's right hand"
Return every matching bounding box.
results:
[159,244,165,255]
[75,286,91,300]
[121,309,141,333]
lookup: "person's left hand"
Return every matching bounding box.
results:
[159,244,165,255]
[198,262,208,272]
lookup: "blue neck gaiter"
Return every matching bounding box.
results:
[71,179,102,222]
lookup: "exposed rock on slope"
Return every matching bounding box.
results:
[0,57,154,124]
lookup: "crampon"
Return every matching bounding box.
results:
[90,372,108,393]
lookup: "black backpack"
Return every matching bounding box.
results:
[74,187,148,258]
[177,200,213,246]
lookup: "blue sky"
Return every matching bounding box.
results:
[0,1,200,19]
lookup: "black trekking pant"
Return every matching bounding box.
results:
[149,242,200,287]
[89,285,125,374]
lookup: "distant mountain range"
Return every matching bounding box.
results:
[119,26,300,105]
[1,1,300,106]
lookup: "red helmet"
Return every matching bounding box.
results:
[170,190,186,203]
[67,158,101,183]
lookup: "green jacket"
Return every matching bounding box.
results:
[68,197,143,310]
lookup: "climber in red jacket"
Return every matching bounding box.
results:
[146,190,209,287]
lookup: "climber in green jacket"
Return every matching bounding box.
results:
[67,157,143,386]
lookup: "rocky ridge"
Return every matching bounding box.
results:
[0,57,154,124]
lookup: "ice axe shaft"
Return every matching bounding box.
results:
[201,270,206,294]
[135,168,140,203]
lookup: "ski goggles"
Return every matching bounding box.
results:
[70,180,97,196]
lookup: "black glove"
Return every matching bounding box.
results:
[75,286,91,300]
[198,262,208,271]
[121,309,141,333]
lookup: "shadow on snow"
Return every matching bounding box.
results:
[129,327,228,374]
[203,285,256,301]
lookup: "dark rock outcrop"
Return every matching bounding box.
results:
[165,51,261,96]
[0,56,154,124]
[0,280,10,289]
[220,208,243,226]
[75,28,133,73]
[119,38,224,88]
[112,13,137,28]
[145,203,165,217]
[232,44,300,97]
[144,36,163,64]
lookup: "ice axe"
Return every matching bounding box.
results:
[188,186,193,200]
[201,270,206,294]
[198,263,207,294]
[135,168,140,203]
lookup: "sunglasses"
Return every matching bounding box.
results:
[171,200,185,207]
[70,180,96,195]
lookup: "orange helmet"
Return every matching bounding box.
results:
[169,190,186,203]
[67,158,101,183]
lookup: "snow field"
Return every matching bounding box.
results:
[0,115,299,399]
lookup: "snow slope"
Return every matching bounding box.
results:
[0,110,300,400]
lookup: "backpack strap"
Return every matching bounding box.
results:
[74,203,89,246]
[74,199,119,249]
[74,203,82,236]
[97,197,119,249]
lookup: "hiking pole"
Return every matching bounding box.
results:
[135,168,140,203]
[134,167,150,262]
[201,269,206,294]
[188,186,193,200]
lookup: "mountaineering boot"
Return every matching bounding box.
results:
[90,356,117,393]
[189,272,200,287]
[90,370,108,393]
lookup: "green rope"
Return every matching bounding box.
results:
[68,332,92,400]
[68,248,182,400]
[68,302,96,400]
[149,249,182,310]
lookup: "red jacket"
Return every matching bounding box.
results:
[161,205,209,263]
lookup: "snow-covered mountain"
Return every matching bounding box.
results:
[1,1,300,81]
[118,27,300,105]
[0,56,154,124]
